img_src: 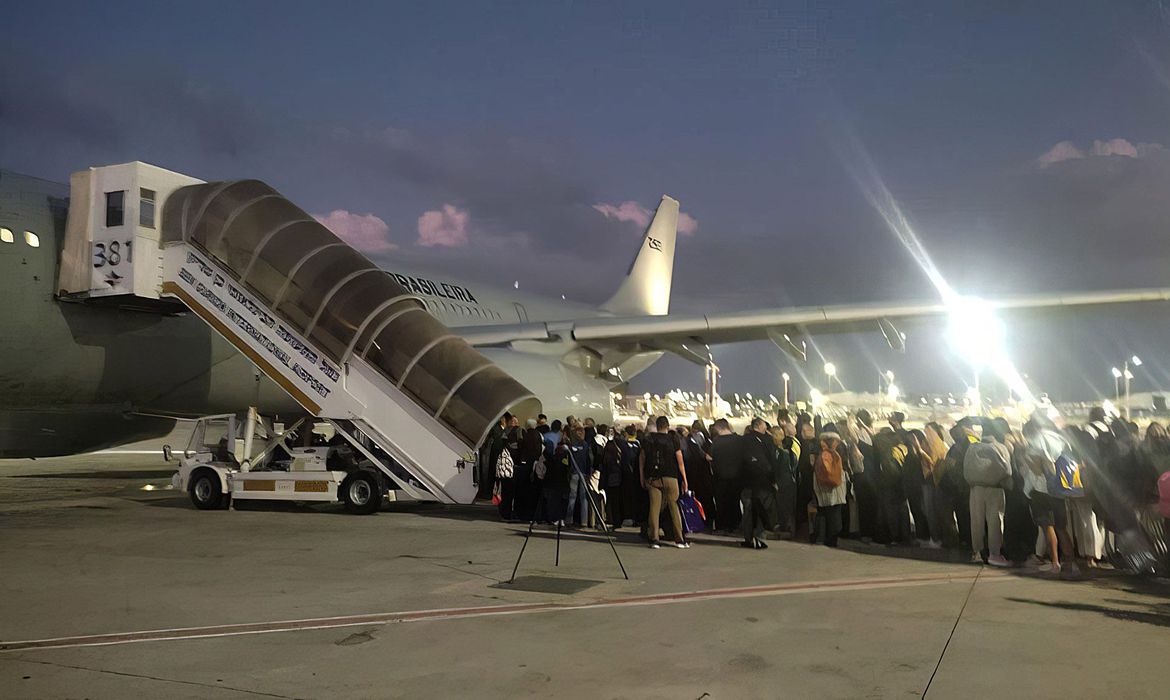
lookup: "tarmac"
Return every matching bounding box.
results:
[1,448,1168,699]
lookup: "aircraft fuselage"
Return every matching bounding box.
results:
[0,170,626,457]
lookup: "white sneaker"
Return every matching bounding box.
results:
[987,555,1011,568]
[672,542,687,549]
[1038,562,1061,574]
[649,541,661,549]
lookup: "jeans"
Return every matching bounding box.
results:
[853,470,881,540]
[542,486,568,523]
[716,478,744,532]
[880,477,912,544]
[741,486,776,544]
[970,485,1005,559]
[921,481,937,542]
[512,462,534,521]
[647,477,684,543]
[815,503,845,547]
[566,470,591,525]
[496,477,515,520]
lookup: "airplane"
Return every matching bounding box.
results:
[4,162,1170,459]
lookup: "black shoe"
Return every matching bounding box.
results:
[755,539,768,549]
[740,541,757,548]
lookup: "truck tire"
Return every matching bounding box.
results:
[190,469,224,510]
[341,470,383,515]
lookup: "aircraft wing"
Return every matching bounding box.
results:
[457,287,1170,360]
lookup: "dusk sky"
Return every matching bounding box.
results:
[7,2,1170,403]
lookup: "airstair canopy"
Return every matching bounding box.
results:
[162,180,539,449]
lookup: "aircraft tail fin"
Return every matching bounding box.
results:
[601,195,679,316]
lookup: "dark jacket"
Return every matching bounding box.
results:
[601,440,623,488]
[545,442,571,490]
[618,438,641,478]
[741,431,777,489]
[710,433,744,482]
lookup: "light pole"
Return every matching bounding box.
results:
[824,361,837,392]
[878,370,894,414]
[1125,355,1141,419]
[781,372,790,407]
[1111,367,1122,408]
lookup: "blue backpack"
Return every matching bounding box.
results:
[1048,453,1084,498]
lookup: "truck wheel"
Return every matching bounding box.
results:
[341,470,383,515]
[190,470,224,510]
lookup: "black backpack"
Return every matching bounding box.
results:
[644,433,675,479]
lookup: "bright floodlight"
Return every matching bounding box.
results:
[885,370,895,382]
[965,385,981,406]
[946,297,1002,370]
[781,372,790,381]
[1112,367,1123,379]
[824,362,837,377]
[1133,355,1143,366]
[809,388,825,406]
[1124,369,1134,380]
[887,383,900,402]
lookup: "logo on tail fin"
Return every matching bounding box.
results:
[648,237,663,252]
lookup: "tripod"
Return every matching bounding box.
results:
[508,455,629,583]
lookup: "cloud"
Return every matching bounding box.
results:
[314,210,396,252]
[1037,138,1164,168]
[1091,138,1139,158]
[593,200,652,227]
[1036,141,1085,167]
[593,200,700,235]
[417,204,470,247]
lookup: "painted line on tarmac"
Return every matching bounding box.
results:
[1,570,1008,654]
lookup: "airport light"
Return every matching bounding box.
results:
[810,388,825,408]
[824,361,840,392]
[1124,355,1142,419]
[965,385,981,411]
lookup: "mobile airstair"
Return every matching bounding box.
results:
[58,162,540,508]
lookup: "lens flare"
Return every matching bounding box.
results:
[839,129,1037,405]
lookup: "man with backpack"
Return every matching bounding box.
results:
[936,419,978,548]
[964,422,1012,566]
[873,426,912,544]
[740,417,778,549]
[639,416,689,549]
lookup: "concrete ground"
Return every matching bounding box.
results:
[1,450,1168,699]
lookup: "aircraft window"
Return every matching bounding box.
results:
[106,191,125,227]
[140,188,156,228]
[0,228,12,244]
[24,231,40,248]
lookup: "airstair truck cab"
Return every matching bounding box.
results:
[60,162,540,509]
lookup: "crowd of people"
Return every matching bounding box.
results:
[483,406,1170,575]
